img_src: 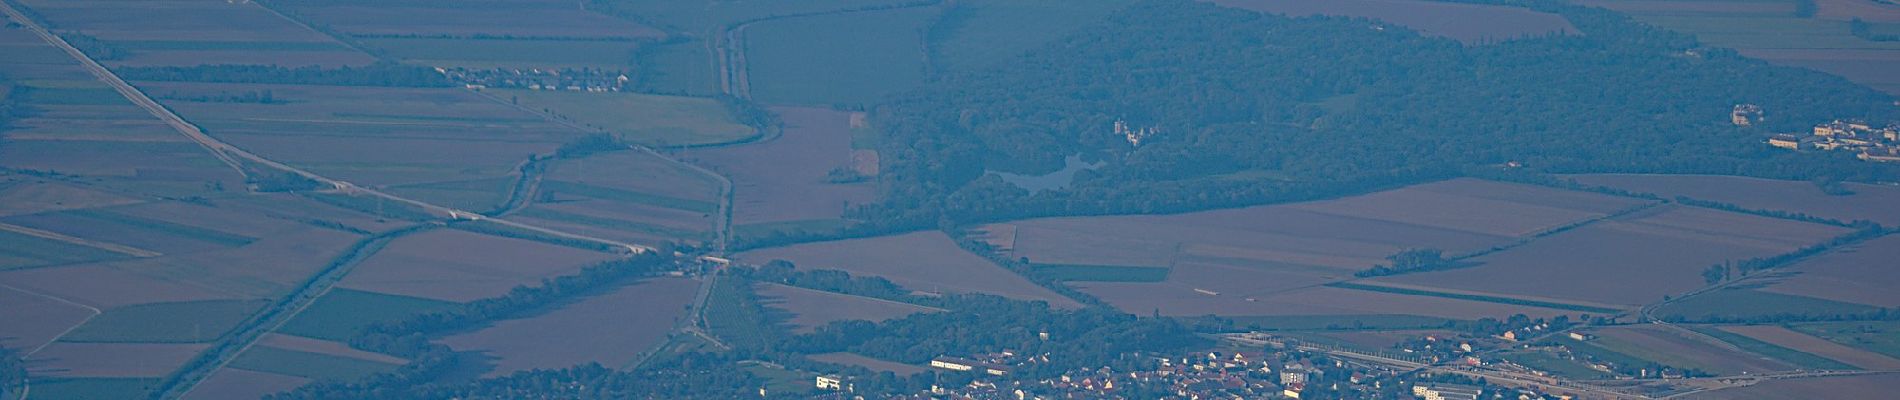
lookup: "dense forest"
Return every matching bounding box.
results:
[863,0,1900,225]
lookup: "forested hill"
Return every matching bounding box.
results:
[865,0,1900,224]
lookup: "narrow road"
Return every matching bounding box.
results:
[0,0,651,256]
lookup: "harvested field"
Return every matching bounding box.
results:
[1289,178,1649,237]
[2,209,253,255]
[16,0,338,42]
[25,377,157,400]
[689,107,873,226]
[745,7,938,105]
[498,89,755,147]
[1572,0,1793,17]
[228,345,399,382]
[1816,0,1900,22]
[756,283,940,333]
[1572,174,1900,225]
[809,352,926,376]
[544,151,722,202]
[0,178,143,217]
[1208,0,1579,43]
[256,333,407,365]
[338,229,618,302]
[59,299,266,343]
[440,277,698,376]
[279,5,663,38]
[276,289,460,342]
[183,368,311,400]
[26,342,209,378]
[1588,324,1795,375]
[0,226,137,271]
[112,49,376,68]
[1685,373,1900,400]
[0,264,247,309]
[1077,283,1576,320]
[366,37,640,69]
[0,285,95,352]
[1720,325,1900,370]
[1376,205,1848,307]
[1755,234,1900,307]
[732,231,1081,307]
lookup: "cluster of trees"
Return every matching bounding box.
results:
[116,62,454,87]
[272,354,763,400]
[862,0,1900,227]
[1733,224,1889,273]
[155,89,285,104]
[553,133,624,159]
[1355,248,1455,277]
[714,94,779,144]
[1850,18,1899,42]
[57,31,126,60]
[0,346,23,396]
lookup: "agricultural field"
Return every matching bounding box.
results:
[336,229,619,302]
[1685,373,1900,399]
[688,107,873,234]
[1208,0,1580,43]
[142,81,582,190]
[1570,0,1900,94]
[13,0,374,67]
[755,283,941,333]
[274,0,663,39]
[928,0,1141,73]
[1718,324,1900,370]
[1584,324,1796,375]
[744,6,940,105]
[275,288,461,342]
[733,231,1081,307]
[439,277,698,376]
[226,345,398,382]
[182,368,311,400]
[362,37,640,69]
[58,299,266,343]
[1376,204,1849,307]
[1657,287,1879,322]
[1078,282,1581,320]
[1738,234,1900,308]
[1571,174,1900,226]
[516,150,722,246]
[1789,321,1900,360]
[24,342,209,378]
[497,89,756,146]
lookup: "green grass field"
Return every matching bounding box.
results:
[928,0,1137,73]
[740,363,814,397]
[745,6,937,105]
[1656,288,1879,322]
[277,288,460,342]
[635,38,718,96]
[498,89,755,146]
[1033,263,1169,282]
[539,180,717,213]
[1556,336,1672,373]
[60,299,267,343]
[1215,314,1457,331]
[228,346,400,382]
[385,177,517,214]
[1685,325,1858,370]
[1325,282,1623,314]
[0,229,133,270]
[365,38,639,68]
[24,377,157,400]
[1790,321,1900,360]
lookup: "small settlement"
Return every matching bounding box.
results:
[1745,104,1900,163]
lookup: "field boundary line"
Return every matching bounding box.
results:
[0,221,162,258]
[0,283,102,355]
[1327,281,1628,314]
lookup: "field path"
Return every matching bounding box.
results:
[0,221,162,258]
[0,0,652,258]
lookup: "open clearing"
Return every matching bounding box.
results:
[440,277,698,376]
[1720,325,1900,370]
[1208,0,1579,43]
[496,89,756,147]
[756,283,940,333]
[1587,324,1795,375]
[338,229,618,302]
[1753,234,1900,307]
[1376,204,1848,307]
[689,107,873,228]
[1572,174,1900,225]
[809,352,927,376]
[733,231,1081,308]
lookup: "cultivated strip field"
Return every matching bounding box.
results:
[1719,325,1900,370]
[689,107,873,229]
[1208,0,1579,43]
[181,368,310,400]
[440,277,698,376]
[1571,174,1900,226]
[734,231,1081,308]
[14,0,373,67]
[1754,234,1900,308]
[1587,324,1796,375]
[337,229,619,302]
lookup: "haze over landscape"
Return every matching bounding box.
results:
[2,0,1900,399]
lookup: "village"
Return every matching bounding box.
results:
[438,66,634,92]
[1742,104,1900,162]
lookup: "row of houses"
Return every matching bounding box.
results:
[438,66,633,92]
[1766,118,1900,163]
